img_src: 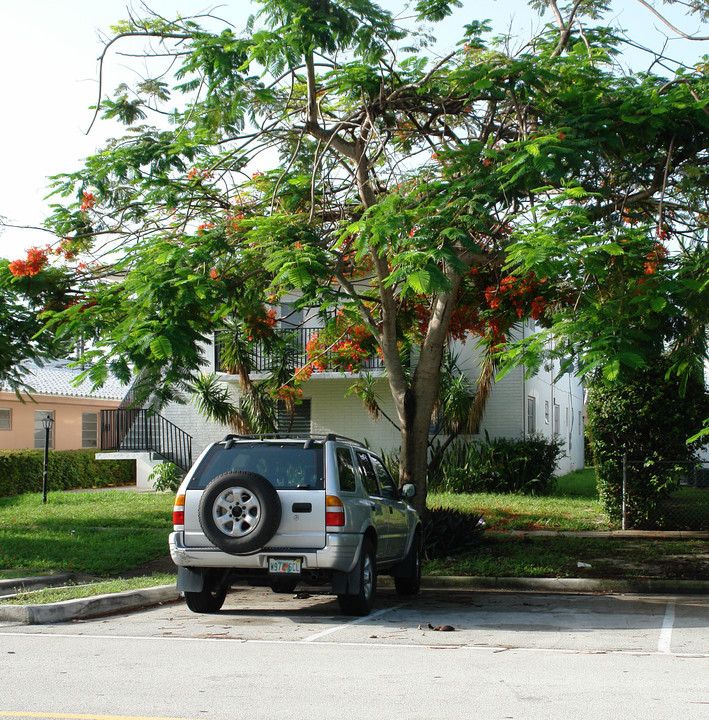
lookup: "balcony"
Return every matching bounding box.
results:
[214,327,386,374]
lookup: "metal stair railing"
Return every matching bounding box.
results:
[100,409,193,471]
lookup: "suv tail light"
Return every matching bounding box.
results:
[325,495,345,528]
[173,494,185,529]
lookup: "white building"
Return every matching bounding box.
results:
[153,308,585,477]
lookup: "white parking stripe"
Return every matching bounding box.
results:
[302,604,402,642]
[658,600,676,653]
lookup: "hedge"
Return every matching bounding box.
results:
[0,449,136,497]
[586,359,709,528]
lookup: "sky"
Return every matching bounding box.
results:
[1,0,708,262]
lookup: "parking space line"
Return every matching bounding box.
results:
[301,605,403,642]
[0,713,197,720]
[658,599,676,653]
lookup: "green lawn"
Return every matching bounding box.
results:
[0,491,175,576]
[1,470,706,592]
[429,468,612,532]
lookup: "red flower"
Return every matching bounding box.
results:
[80,191,95,212]
[9,246,48,276]
[8,259,28,277]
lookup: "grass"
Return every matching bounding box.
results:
[425,536,709,580]
[428,467,612,532]
[0,490,175,576]
[2,574,176,605]
[1,470,707,606]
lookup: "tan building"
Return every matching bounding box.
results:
[0,362,125,451]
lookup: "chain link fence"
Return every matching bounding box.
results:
[622,457,709,531]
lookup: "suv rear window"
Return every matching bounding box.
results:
[189,442,325,490]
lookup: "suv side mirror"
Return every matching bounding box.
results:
[401,483,416,498]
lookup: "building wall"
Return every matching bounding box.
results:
[308,376,401,453]
[0,393,121,451]
[159,326,585,475]
[158,391,232,462]
[445,328,585,474]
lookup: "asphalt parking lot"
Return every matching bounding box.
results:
[3,587,708,720]
[5,586,708,657]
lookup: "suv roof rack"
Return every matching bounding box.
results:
[219,432,366,448]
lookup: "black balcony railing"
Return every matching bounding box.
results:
[100,409,193,471]
[214,327,386,374]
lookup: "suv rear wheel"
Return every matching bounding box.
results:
[338,539,376,616]
[184,569,228,613]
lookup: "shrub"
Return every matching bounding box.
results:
[148,462,182,492]
[428,433,564,495]
[423,506,486,559]
[586,359,709,528]
[0,449,135,497]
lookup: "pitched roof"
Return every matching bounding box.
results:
[1,361,127,401]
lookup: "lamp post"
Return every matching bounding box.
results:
[41,414,54,504]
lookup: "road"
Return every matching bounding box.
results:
[1,587,708,720]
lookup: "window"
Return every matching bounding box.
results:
[370,456,399,499]
[527,396,536,435]
[336,447,357,492]
[279,302,303,328]
[0,409,10,430]
[553,403,560,435]
[34,410,54,450]
[544,400,550,425]
[189,442,324,490]
[356,451,379,496]
[82,412,98,448]
[276,399,311,433]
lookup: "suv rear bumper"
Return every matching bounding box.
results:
[169,531,361,573]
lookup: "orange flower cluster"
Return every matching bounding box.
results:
[412,265,553,348]
[270,384,303,401]
[305,318,377,373]
[244,308,276,342]
[80,191,95,212]
[9,247,49,277]
[643,242,668,275]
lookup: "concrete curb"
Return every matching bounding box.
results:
[413,575,709,595]
[0,573,76,597]
[0,585,180,625]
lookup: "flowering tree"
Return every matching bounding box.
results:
[2,0,709,513]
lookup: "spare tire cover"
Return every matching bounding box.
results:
[198,471,282,554]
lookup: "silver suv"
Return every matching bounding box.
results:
[170,434,422,616]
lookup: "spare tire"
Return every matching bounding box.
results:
[198,471,282,554]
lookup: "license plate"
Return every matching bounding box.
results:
[269,558,301,574]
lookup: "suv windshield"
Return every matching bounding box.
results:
[189,442,325,490]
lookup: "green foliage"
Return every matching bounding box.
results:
[147,462,182,493]
[2,0,709,515]
[586,359,709,528]
[422,506,485,560]
[428,434,565,495]
[0,450,135,498]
